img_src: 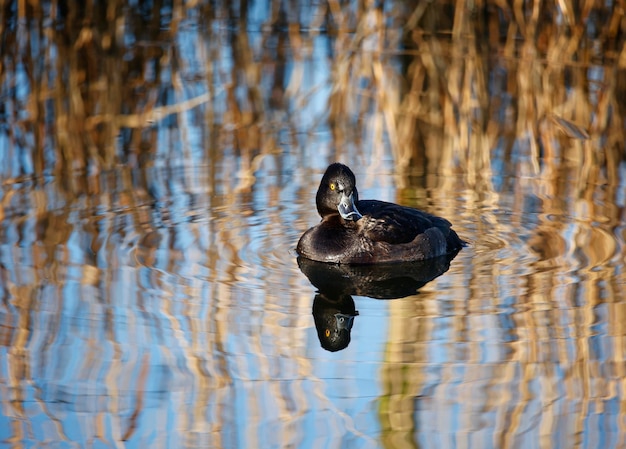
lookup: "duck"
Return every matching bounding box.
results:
[296,163,466,264]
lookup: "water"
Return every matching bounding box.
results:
[2,162,624,448]
[1,2,626,448]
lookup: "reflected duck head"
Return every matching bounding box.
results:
[312,292,359,352]
[315,163,363,221]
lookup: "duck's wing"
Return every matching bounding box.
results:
[357,200,452,245]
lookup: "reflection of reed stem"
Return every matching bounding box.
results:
[89,92,215,129]
[0,1,622,178]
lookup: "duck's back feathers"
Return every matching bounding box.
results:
[357,200,452,245]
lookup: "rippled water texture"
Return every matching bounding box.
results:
[1,2,626,449]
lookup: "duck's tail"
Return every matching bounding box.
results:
[447,229,468,252]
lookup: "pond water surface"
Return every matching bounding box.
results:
[2,159,625,448]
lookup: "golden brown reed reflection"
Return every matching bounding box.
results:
[378,179,625,446]
[0,164,312,446]
[380,272,626,448]
[0,1,625,448]
[1,1,623,181]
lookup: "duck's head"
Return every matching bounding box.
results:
[315,163,363,221]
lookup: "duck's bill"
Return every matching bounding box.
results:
[334,313,356,331]
[338,192,363,221]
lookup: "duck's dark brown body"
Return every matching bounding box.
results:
[296,164,466,264]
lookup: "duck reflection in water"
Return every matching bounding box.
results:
[298,251,459,352]
[312,292,359,352]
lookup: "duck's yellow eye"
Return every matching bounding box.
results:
[330,183,336,190]
[325,329,331,337]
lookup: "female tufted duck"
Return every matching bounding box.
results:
[296,163,466,264]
